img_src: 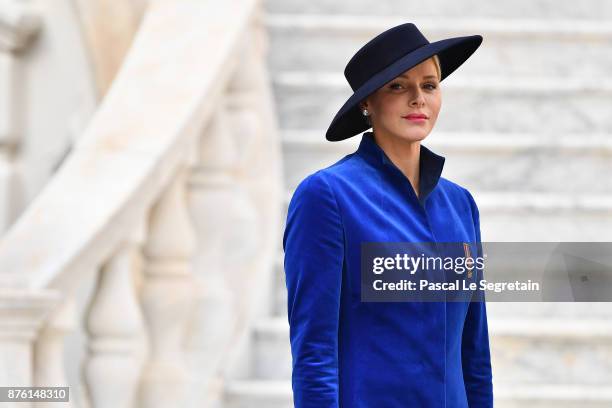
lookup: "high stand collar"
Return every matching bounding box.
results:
[356,131,446,206]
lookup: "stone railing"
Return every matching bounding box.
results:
[0,0,42,234]
[0,0,282,407]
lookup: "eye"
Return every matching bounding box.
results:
[389,82,438,90]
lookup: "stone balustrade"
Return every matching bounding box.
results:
[0,1,282,407]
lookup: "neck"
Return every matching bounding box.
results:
[372,130,421,197]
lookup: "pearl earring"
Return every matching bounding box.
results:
[362,109,369,116]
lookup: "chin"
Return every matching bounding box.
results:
[395,127,430,142]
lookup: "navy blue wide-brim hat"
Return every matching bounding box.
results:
[326,23,483,142]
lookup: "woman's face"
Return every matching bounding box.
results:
[360,58,441,143]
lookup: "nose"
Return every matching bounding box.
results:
[410,88,426,107]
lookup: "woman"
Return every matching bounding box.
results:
[283,23,493,407]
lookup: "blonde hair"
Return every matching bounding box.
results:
[431,54,441,81]
[363,54,441,127]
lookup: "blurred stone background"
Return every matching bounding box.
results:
[0,0,611,407]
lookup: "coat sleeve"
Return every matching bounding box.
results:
[461,189,494,408]
[283,171,344,408]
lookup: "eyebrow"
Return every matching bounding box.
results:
[397,74,438,80]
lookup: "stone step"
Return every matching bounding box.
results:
[494,384,612,408]
[264,14,612,78]
[223,379,291,408]
[271,253,286,318]
[281,129,612,194]
[271,71,612,134]
[249,316,612,387]
[224,378,612,407]
[280,188,612,241]
[263,0,612,21]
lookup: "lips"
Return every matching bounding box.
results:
[403,113,428,119]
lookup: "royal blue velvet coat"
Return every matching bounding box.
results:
[282,131,494,407]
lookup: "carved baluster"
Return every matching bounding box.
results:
[0,289,58,408]
[183,22,281,401]
[223,23,277,317]
[186,103,257,403]
[139,167,197,408]
[33,297,76,408]
[0,53,19,233]
[84,233,146,408]
[0,1,41,52]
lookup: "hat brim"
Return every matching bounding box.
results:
[325,34,483,142]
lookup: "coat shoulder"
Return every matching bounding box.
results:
[296,151,364,188]
[438,177,479,214]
